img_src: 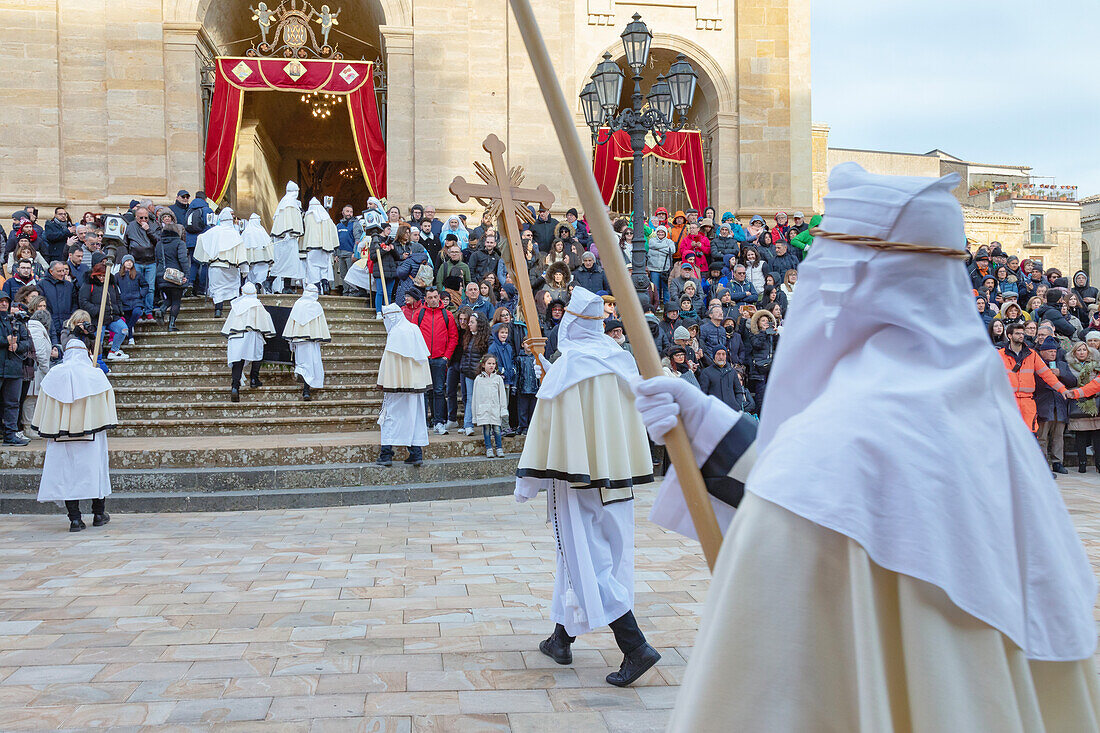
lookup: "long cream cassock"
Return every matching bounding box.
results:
[515,287,662,687]
[301,198,338,289]
[283,284,330,395]
[376,303,431,452]
[33,338,118,504]
[243,213,274,288]
[193,208,247,307]
[270,181,305,290]
[634,163,1100,732]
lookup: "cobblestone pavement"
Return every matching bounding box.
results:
[2,476,1099,731]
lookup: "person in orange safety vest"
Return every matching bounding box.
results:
[998,322,1068,432]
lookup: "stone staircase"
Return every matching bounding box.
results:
[2,294,530,514]
[112,294,383,436]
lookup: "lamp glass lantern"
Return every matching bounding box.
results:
[580,81,602,131]
[591,52,624,113]
[647,74,673,125]
[666,53,698,113]
[620,13,652,71]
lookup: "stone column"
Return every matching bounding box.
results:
[162,22,216,203]
[708,112,740,215]
[380,25,414,210]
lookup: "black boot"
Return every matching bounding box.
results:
[69,519,86,532]
[538,624,573,665]
[606,643,661,687]
[92,513,110,527]
[1080,459,1088,473]
[302,384,312,401]
[1053,462,1069,475]
[167,316,178,332]
[214,303,222,317]
[230,386,240,403]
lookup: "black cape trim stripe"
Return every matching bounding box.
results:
[31,423,116,440]
[514,467,654,491]
[380,387,430,394]
[698,413,756,508]
[285,337,332,344]
[222,326,276,338]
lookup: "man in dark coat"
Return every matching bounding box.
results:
[38,261,77,344]
[646,310,670,356]
[697,347,754,413]
[699,305,729,362]
[43,206,76,263]
[183,192,214,296]
[1035,291,1077,338]
[0,292,31,445]
[768,240,800,279]
[529,207,560,253]
[571,252,609,293]
[1036,336,1077,475]
[169,190,191,224]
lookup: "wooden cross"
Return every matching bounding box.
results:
[449,134,555,369]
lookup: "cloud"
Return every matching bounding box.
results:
[812,1,1100,194]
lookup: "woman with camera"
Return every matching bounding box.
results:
[746,309,779,413]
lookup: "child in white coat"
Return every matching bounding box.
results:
[472,354,508,457]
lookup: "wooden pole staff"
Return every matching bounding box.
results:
[375,248,389,306]
[91,263,113,362]
[506,0,723,570]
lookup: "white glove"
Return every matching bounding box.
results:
[632,375,711,445]
[533,352,551,380]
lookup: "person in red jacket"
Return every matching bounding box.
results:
[677,222,711,270]
[415,286,458,435]
[998,322,1068,432]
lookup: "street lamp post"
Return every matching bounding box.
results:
[581,13,697,304]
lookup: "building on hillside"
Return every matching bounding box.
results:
[814,142,1085,274]
[1,0,813,223]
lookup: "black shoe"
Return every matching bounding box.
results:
[404,456,423,467]
[375,458,393,467]
[606,643,661,687]
[302,386,311,401]
[1053,462,1069,475]
[1080,463,1088,473]
[539,633,573,665]
[230,387,240,403]
[69,519,86,532]
[250,378,263,389]
[92,513,110,527]
[214,305,222,317]
[167,316,178,332]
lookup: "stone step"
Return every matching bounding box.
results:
[120,397,381,421]
[123,333,384,347]
[141,316,385,332]
[104,356,379,373]
[0,477,516,514]
[4,432,521,470]
[106,368,379,388]
[113,415,376,436]
[118,341,384,357]
[178,295,374,313]
[0,453,518,495]
[113,383,381,404]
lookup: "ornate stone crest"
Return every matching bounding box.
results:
[247,0,343,59]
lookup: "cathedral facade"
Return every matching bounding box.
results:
[2,0,812,220]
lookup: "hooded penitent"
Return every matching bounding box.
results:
[194,208,247,267]
[661,162,1100,732]
[514,287,654,637]
[284,283,331,343]
[243,213,274,265]
[221,282,275,339]
[34,338,117,504]
[272,181,304,238]
[377,303,431,391]
[302,198,338,254]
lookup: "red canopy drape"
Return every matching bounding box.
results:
[592,128,707,212]
[204,57,386,203]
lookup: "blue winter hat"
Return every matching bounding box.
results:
[722,211,735,222]
[1040,337,1060,352]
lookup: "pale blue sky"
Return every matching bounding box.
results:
[812,1,1100,196]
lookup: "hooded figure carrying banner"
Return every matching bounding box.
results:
[193,208,247,317]
[243,213,275,291]
[283,284,330,401]
[633,163,1100,731]
[514,286,662,688]
[342,207,383,300]
[33,333,118,532]
[376,302,431,467]
[270,181,306,293]
[302,198,338,293]
[221,282,276,402]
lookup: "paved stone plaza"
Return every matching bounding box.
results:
[2,477,1099,731]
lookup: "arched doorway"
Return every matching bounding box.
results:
[588,46,720,217]
[197,0,387,221]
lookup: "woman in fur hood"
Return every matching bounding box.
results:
[1067,339,1100,472]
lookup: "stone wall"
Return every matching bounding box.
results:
[1082,195,1100,279]
[0,0,813,224]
